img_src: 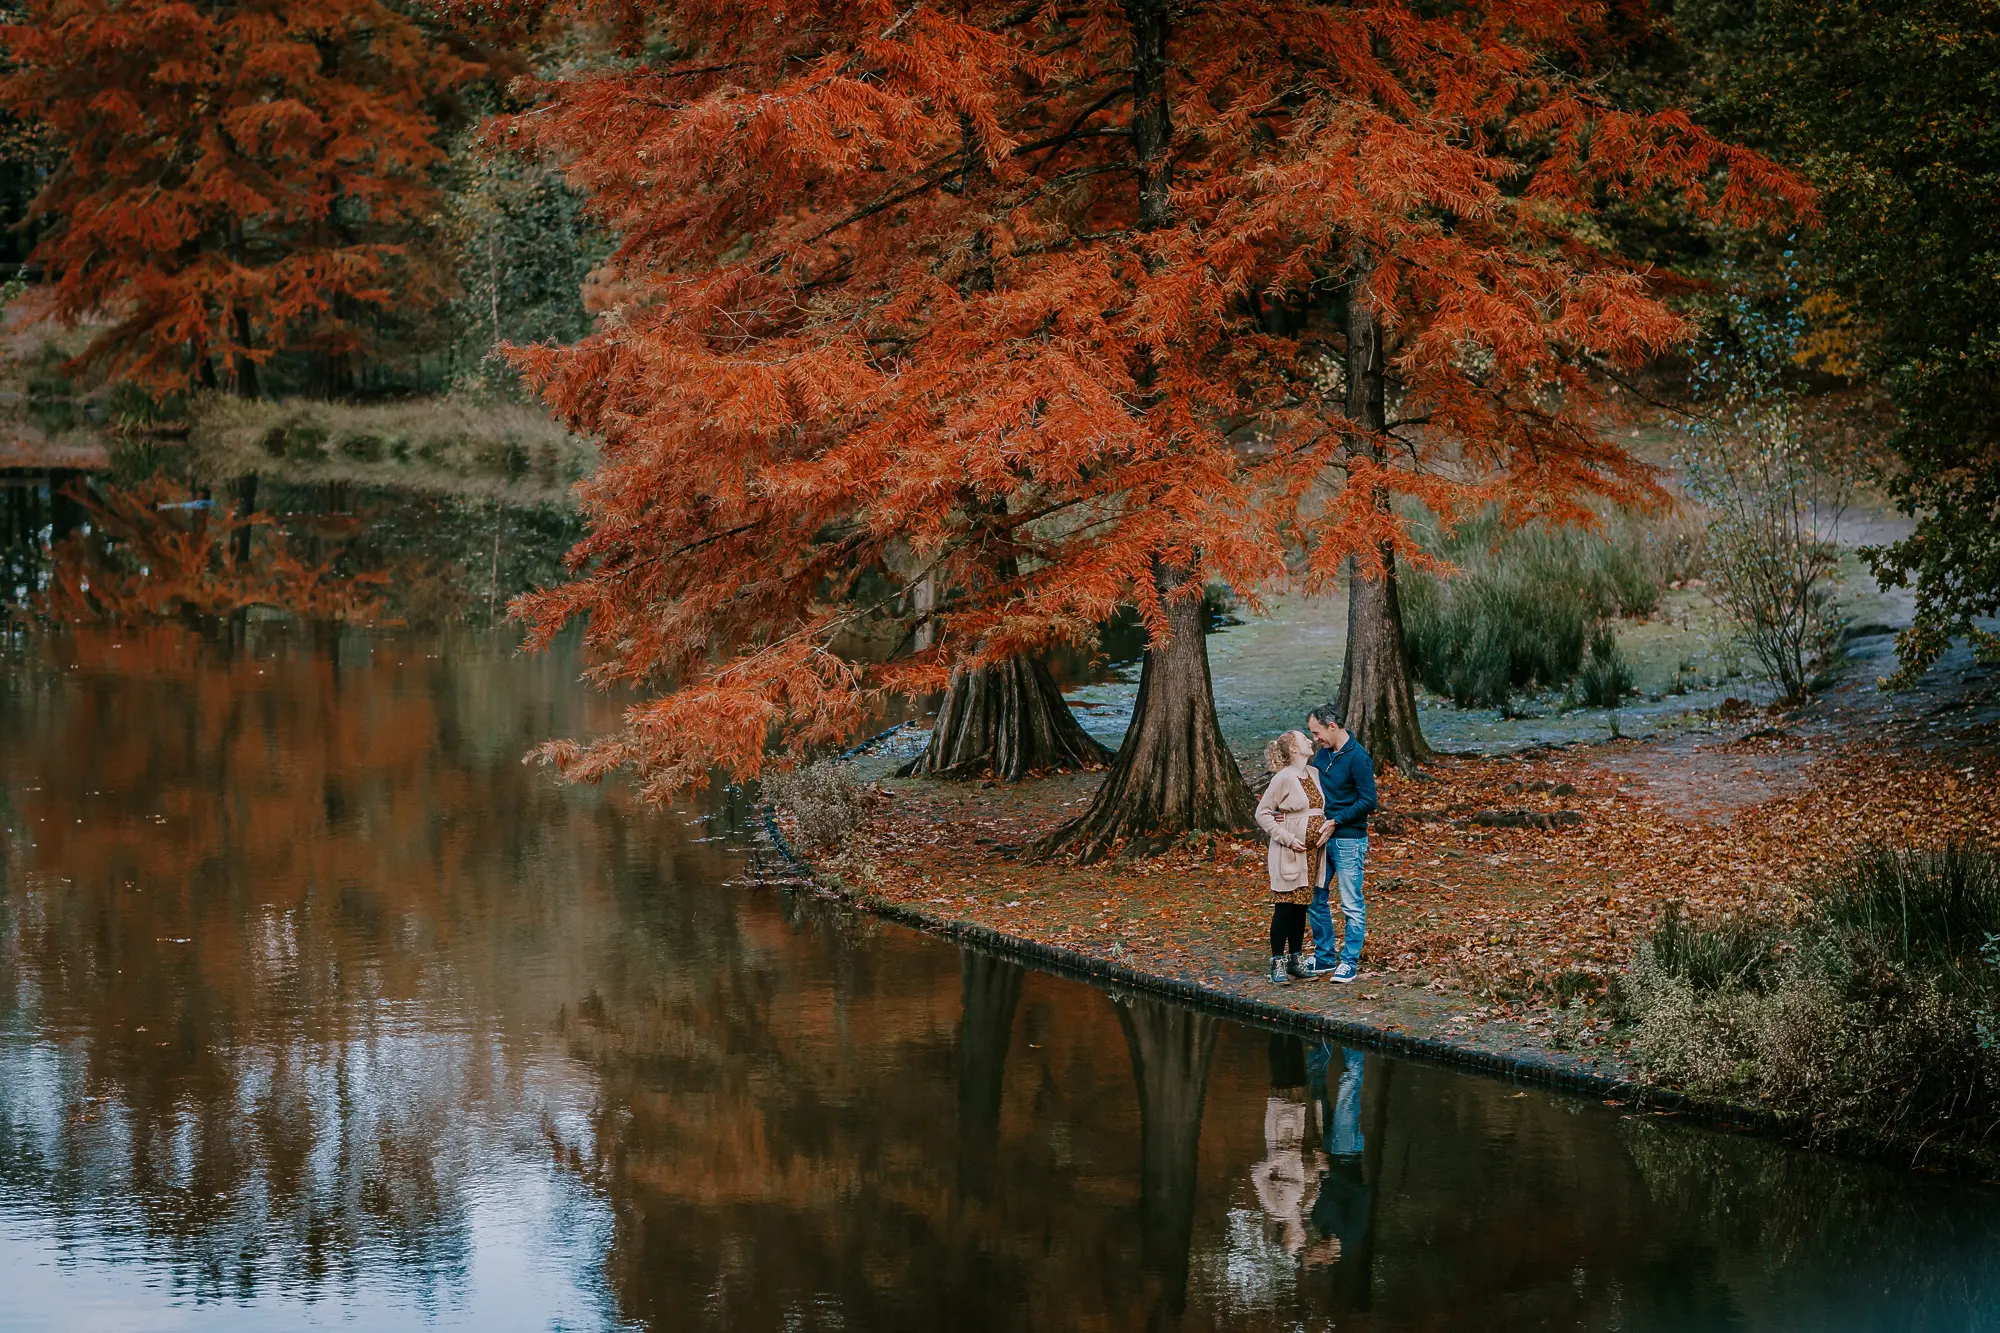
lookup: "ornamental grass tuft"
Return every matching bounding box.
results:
[1623,844,2000,1166]
[1400,509,1673,708]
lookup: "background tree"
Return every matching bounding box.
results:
[0,0,478,394]
[506,0,1805,846]
[1680,298,1860,703]
[1196,2,1811,769]
[1682,0,2000,683]
[507,0,1276,828]
[429,92,609,397]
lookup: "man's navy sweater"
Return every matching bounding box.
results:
[1310,738,1377,839]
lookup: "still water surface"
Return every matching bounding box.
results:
[2,622,1997,1332]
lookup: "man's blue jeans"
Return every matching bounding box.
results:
[1309,837,1367,968]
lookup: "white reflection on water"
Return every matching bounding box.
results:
[0,1028,624,1332]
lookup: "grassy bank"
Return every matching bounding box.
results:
[760,725,2000,1172]
[1400,508,1702,710]
[1624,845,2000,1167]
[185,394,593,505]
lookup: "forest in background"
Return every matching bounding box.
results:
[2,0,1998,1171]
[0,0,1993,783]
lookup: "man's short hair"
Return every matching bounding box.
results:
[1308,703,1344,729]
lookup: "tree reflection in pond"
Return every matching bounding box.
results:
[2,618,1999,1332]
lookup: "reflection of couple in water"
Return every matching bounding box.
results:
[1250,1036,1373,1270]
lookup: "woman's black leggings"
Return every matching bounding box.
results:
[1270,902,1307,956]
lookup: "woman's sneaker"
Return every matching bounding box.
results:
[1270,955,1292,985]
[1289,952,1320,979]
[1328,962,1359,984]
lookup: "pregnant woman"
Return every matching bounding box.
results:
[1255,729,1330,984]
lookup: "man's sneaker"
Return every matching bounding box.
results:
[1328,962,1360,984]
[1270,955,1292,985]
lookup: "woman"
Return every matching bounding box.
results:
[1255,729,1331,984]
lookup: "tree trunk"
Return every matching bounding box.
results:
[231,306,259,399]
[1124,0,1172,233]
[1116,994,1218,1333]
[956,949,1024,1202]
[230,473,257,568]
[1034,564,1254,862]
[1336,258,1430,771]
[1338,547,1429,771]
[1033,0,1254,861]
[902,654,1112,781]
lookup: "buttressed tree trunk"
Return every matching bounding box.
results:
[903,654,1113,780]
[1116,994,1219,1333]
[1035,563,1254,862]
[904,494,1109,779]
[1336,261,1430,771]
[1035,0,1255,860]
[905,122,1112,785]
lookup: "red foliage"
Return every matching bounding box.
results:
[503,1,1812,799]
[0,0,479,389]
[40,480,388,624]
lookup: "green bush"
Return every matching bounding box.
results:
[1401,509,1662,708]
[1575,625,1636,707]
[1624,845,2000,1164]
[1645,901,1779,992]
[259,417,330,461]
[1818,844,2000,978]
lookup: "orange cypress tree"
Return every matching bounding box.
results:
[505,2,1807,853]
[1,0,477,392]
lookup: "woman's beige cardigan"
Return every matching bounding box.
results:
[1255,763,1324,893]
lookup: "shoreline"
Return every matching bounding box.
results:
[756,806,1674,1105]
[753,734,2000,1182]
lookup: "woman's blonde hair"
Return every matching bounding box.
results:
[1264,729,1311,772]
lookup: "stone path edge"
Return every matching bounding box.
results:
[753,730,1994,1180]
[759,808,2000,1182]
[759,809,1760,1122]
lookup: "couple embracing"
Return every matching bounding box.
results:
[1256,705,1376,986]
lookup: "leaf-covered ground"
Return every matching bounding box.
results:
[783,718,2000,1073]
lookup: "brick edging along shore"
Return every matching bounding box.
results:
[755,804,1791,1139]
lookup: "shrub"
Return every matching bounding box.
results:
[1623,845,2000,1164]
[1575,625,1636,707]
[1679,307,1863,704]
[1401,508,1660,708]
[1818,843,2000,977]
[1645,901,1779,992]
[259,417,329,461]
[763,762,873,855]
[340,433,387,462]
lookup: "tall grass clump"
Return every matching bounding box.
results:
[1401,509,1665,708]
[1623,844,2000,1165]
[763,761,874,855]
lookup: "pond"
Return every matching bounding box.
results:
[3,618,1998,1333]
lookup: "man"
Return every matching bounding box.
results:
[1305,704,1375,983]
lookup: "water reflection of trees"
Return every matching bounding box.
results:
[1116,993,1218,1333]
[37,478,389,625]
[4,473,582,629]
[0,621,709,1304]
[956,949,1023,1203]
[5,622,1998,1328]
